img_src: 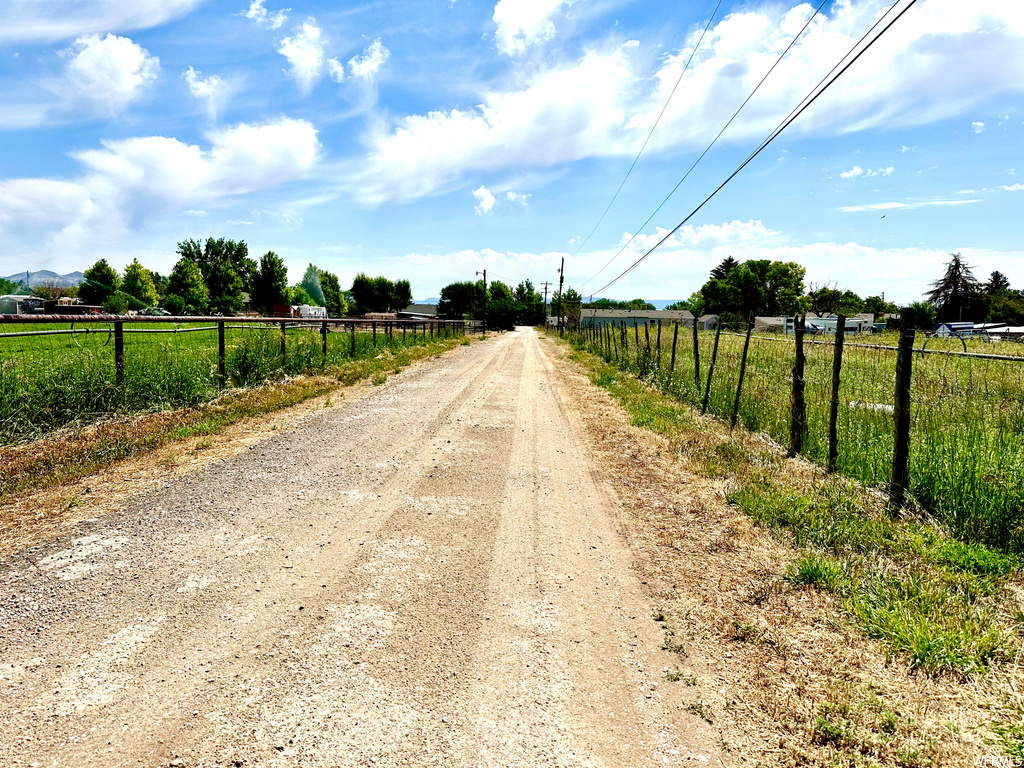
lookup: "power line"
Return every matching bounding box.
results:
[591,0,920,297]
[568,0,725,258]
[581,0,831,290]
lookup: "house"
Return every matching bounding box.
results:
[698,314,719,330]
[754,316,793,334]
[0,295,42,315]
[579,308,695,329]
[934,321,974,337]
[398,303,438,320]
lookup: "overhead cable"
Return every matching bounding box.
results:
[593,0,921,296]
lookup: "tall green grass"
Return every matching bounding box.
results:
[572,326,1024,554]
[0,321,463,444]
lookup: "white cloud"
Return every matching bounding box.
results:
[63,34,159,113]
[357,1,1024,204]
[473,185,496,214]
[840,165,893,179]
[0,0,202,43]
[244,0,289,29]
[493,0,567,56]
[348,40,390,79]
[182,66,226,118]
[838,199,981,212]
[972,121,986,134]
[328,58,346,83]
[356,42,637,203]
[278,20,325,92]
[506,191,530,205]
[624,219,777,250]
[1002,184,1024,191]
[0,118,320,257]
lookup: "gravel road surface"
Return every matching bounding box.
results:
[1,328,724,767]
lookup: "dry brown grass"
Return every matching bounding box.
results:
[542,333,1018,767]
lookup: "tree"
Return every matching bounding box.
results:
[121,259,159,309]
[985,270,1011,295]
[371,276,394,311]
[437,281,484,319]
[709,256,739,282]
[697,259,805,325]
[318,269,347,316]
[289,285,315,306]
[561,288,583,329]
[300,264,325,305]
[987,290,1024,325]
[664,299,691,311]
[206,257,244,314]
[79,258,121,307]
[31,279,77,301]
[251,251,290,314]
[863,295,898,318]
[177,237,257,294]
[925,252,982,322]
[907,300,936,331]
[392,279,413,310]
[163,258,209,315]
[806,283,863,317]
[514,280,546,325]
[0,277,20,295]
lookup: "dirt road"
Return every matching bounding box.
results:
[1,328,725,767]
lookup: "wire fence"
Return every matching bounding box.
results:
[569,318,1024,554]
[0,315,466,445]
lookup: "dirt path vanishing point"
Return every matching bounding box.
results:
[0,328,729,768]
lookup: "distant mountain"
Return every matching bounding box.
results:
[416,297,440,305]
[2,270,85,288]
[649,299,684,310]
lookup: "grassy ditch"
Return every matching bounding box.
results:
[0,337,467,502]
[552,331,1024,759]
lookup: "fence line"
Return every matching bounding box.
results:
[565,315,1024,554]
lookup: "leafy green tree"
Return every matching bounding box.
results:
[79,258,121,307]
[562,288,583,329]
[513,280,545,325]
[121,259,159,309]
[392,279,413,310]
[863,295,898,318]
[437,281,484,319]
[371,276,394,311]
[318,270,347,316]
[710,255,739,281]
[806,283,863,317]
[663,299,691,311]
[251,251,290,314]
[907,301,936,331]
[490,281,513,301]
[163,258,209,315]
[177,237,257,294]
[206,257,244,314]
[987,291,1024,325]
[925,252,982,322]
[31,280,77,301]
[350,273,375,314]
[300,264,325,305]
[0,277,20,294]
[697,259,805,324]
[290,285,315,306]
[985,270,1011,295]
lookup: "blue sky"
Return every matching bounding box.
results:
[0,0,1022,304]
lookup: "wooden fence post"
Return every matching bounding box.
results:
[350,322,356,356]
[218,321,227,387]
[620,321,627,354]
[656,320,662,366]
[611,324,619,361]
[702,321,722,414]
[790,314,807,457]
[634,323,640,360]
[692,320,700,390]
[114,320,124,386]
[731,313,754,429]
[280,321,287,368]
[321,321,328,360]
[670,323,679,372]
[372,321,377,347]
[828,315,846,472]
[889,309,916,512]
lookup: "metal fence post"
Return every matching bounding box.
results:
[702,321,722,414]
[321,321,328,360]
[731,313,754,429]
[790,314,806,457]
[114,320,124,387]
[828,315,846,472]
[218,321,226,387]
[889,309,916,512]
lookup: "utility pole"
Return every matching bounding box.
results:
[475,269,487,332]
[556,257,565,332]
[540,281,552,322]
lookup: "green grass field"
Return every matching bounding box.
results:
[575,325,1024,555]
[0,320,461,445]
